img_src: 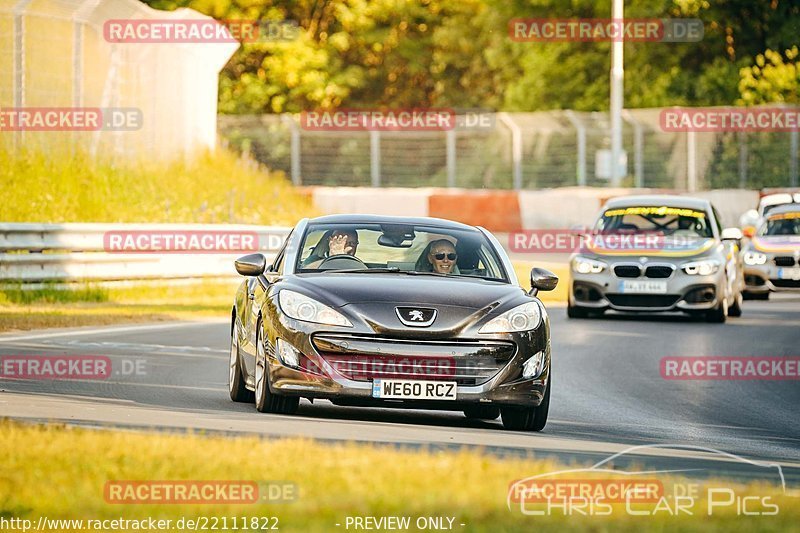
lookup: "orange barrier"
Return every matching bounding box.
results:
[428,191,522,232]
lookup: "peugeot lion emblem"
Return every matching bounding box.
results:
[395,307,437,327]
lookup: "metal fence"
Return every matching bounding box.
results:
[0,0,236,160]
[0,223,288,284]
[219,107,800,191]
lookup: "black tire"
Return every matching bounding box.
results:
[728,291,743,317]
[254,323,299,414]
[705,300,727,323]
[501,372,551,432]
[463,405,501,420]
[229,331,254,403]
[755,292,770,300]
[567,304,589,319]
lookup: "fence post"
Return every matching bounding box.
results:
[446,128,456,188]
[370,130,381,187]
[791,129,798,188]
[497,113,523,190]
[622,110,643,187]
[686,131,697,192]
[13,1,33,150]
[564,111,586,186]
[282,114,301,185]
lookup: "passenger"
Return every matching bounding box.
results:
[415,239,458,274]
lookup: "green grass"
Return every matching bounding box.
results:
[0,146,316,224]
[0,420,795,532]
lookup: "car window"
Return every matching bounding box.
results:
[271,230,293,273]
[296,223,508,281]
[762,212,800,236]
[596,206,713,238]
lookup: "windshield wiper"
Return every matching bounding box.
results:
[326,267,403,273]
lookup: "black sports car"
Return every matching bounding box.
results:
[228,215,558,431]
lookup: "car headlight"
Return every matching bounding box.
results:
[572,256,606,274]
[681,259,720,276]
[278,289,352,327]
[479,301,542,333]
[743,251,767,265]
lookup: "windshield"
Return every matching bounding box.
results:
[596,206,713,239]
[760,212,800,236]
[295,223,508,281]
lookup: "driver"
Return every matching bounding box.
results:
[303,230,359,268]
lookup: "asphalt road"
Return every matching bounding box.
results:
[2,295,799,490]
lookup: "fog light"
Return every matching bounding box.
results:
[276,338,301,368]
[522,351,545,379]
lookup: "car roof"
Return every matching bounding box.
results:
[306,214,479,231]
[603,195,711,211]
[765,203,800,217]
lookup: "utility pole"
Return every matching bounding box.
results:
[610,0,624,186]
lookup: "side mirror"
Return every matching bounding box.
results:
[529,267,559,296]
[721,228,743,241]
[235,253,266,276]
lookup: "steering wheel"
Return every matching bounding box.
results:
[318,254,368,270]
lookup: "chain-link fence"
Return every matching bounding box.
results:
[219,107,800,191]
[0,0,236,160]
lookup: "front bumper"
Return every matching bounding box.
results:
[265,329,550,409]
[570,265,726,313]
[744,263,800,293]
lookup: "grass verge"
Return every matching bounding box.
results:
[0,147,316,225]
[0,420,795,532]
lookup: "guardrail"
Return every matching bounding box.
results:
[0,223,291,284]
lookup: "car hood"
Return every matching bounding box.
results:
[581,236,717,259]
[751,235,800,254]
[286,273,527,310]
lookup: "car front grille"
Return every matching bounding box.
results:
[614,265,641,278]
[644,265,674,278]
[774,256,797,267]
[606,294,681,308]
[311,334,516,386]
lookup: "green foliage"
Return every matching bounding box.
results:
[738,47,800,105]
[139,0,800,112]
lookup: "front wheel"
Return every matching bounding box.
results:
[255,324,299,414]
[501,373,551,432]
[705,298,727,323]
[229,331,254,403]
[567,304,589,319]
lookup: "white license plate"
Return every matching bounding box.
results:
[618,280,668,294]
[372,379,457,400]
[778,267,800,280]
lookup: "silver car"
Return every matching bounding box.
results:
[568,195,745,323]
[742,203,800,300]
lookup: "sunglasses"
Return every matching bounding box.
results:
[433,252,457,261]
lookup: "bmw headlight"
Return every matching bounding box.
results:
[479,301,542,333]
[743,251,767,265]
[681,259,720,276]
[278,289,352,327]
[572,256,606,274]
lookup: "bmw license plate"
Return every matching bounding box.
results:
[778,267,800,280]
[618,280,668,294]
[372,379,457,400]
